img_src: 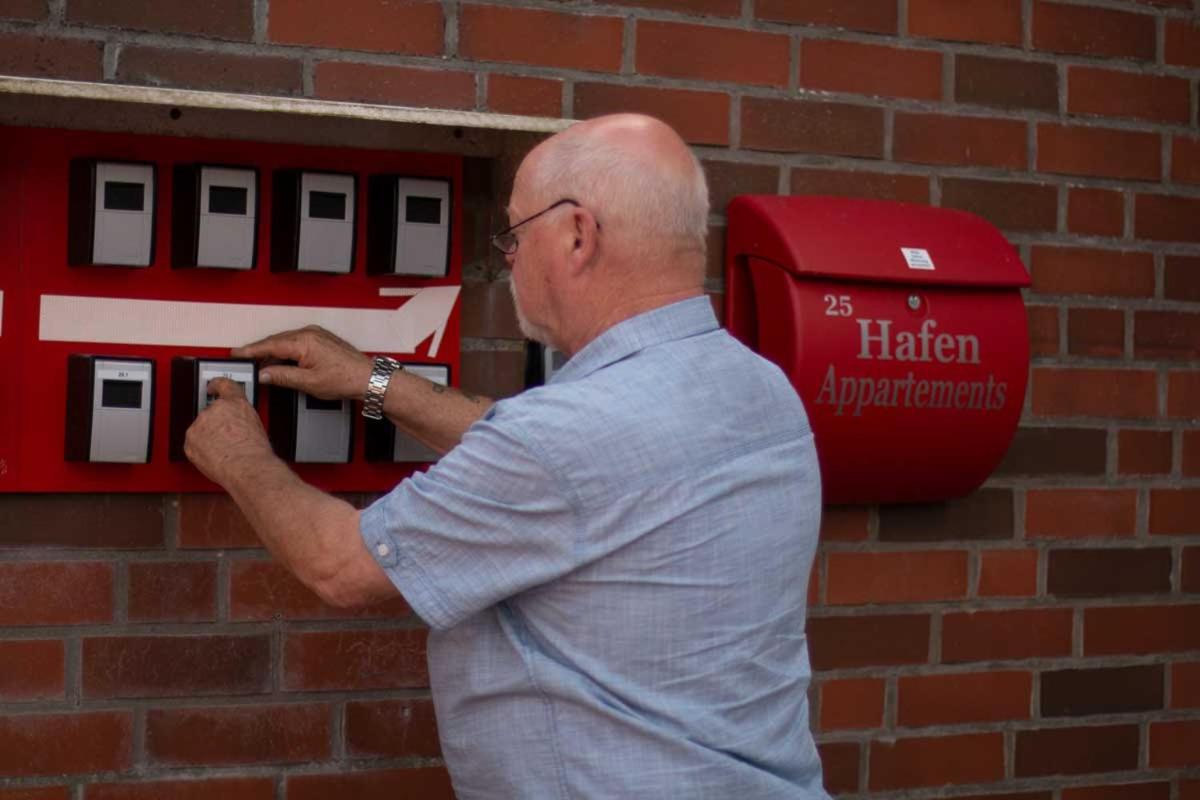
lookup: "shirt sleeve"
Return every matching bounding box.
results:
[359,409,582,631]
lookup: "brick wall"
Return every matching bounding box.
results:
[1,0,1199,797]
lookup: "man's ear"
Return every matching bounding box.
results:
[565,207,600,273]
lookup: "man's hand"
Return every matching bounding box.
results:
[184,378,279,486]
[233,325,372,401]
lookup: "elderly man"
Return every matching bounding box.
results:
[186,114,828,798]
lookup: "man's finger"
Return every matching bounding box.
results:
[207,377,247,400]
[232,329,309,361]
[257,364,306,389]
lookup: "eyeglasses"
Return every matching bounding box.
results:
[491,198,586,255]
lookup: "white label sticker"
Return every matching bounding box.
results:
[901,247,935,271]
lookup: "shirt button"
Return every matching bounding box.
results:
[376,543,390,557]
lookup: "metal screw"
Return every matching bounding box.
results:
[907,294,921,311]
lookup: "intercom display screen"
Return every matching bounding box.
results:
[309,191,347,220]
[305,395,343,411]
[101,379,143,409]
[208,186,248,215]
[405,196,441,224]
[103,182,145,211]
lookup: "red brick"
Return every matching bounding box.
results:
[0,640,64,701]
[88,778,275,800]
[1068,308,1124,358]
[941,179,1057,233]
[1027,305,1059,357]
[742,97,884,157]
[1119,429,1173,475]
[1049,548,1172,597]
[0,494,163,548]
[909,0,1022,45]
[486,74,561,118]
[801,40,942,101]
[1136,311,1200,359]
[1172,662,1200,708]
[878,490,1014,542]
[898,671,1031,727]
[979,549,1038,597]
[179,494,259,549]
[1150,489,1200,535]
[287,769,454,800]
[705,226,725,283]
[870,733,1005,789]
[1017,724,1139,776]
[818,677,884,730]
[0,563,113,626]
[1033,1,1156,60]
[636,20,790,87]
[1030,246,1155,299]
[808,614,930,670]
[1187,549,1200,592]
[1032,368,1158,419]
[284,629,428,691]
[269,0,442,55]
[1150,720,1200,767]
[0,712,132,776]
[704,160,779,215]
[790,168,929,204]
[574,83,730,147]
[955,55,1058,112]
[461,350,525,399]
[316,62,475,109]
[0,790,69,800]
[610,0,739,15]
[818,741,860,794]
[0,0,46,21]
[1166,18,1200,68]
[1174,136,1200,186]
[942,608,1073,663]
[68,0,252,39]
[894,113,1026,169]
[230,560,410,621]
[1185,780,1200,800]
[1168,372,1200,419]
[946,794,1051,800]
[117,47,302,95]
[83,635,271,698]
[1038,124,1161,181]
[460,5,623,72]
[1067,187,1124,238]
[346,698,441,758]
[1085,604,1200,655]
[1069,68,1191,125]
[0,31,102,81]
[128,562,215,622]
[1027,489,1137,539]
[146,704,330,766]
[1137,194,1200,243]
[1062,784,1170,800]
[1186,431,1200,477]
[820,506,871,542]
[826,550,968,605]
[1042,664,1164,716]
[757,0,896,33]
[808,567,820,607]
[998,427,1107,477]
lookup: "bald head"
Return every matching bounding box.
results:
[518,114,710,278]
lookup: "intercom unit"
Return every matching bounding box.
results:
[272,170,357,273]
[169,358,258,461]
[367,176,451,277]
[268,385,354,464]
[68,160,156,267]
[173,164,259,269]
[65,355,155,463]
[365,363,450,463]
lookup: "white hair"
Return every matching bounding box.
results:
[530,130,710,260]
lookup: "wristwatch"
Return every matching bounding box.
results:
[362,356,401,420]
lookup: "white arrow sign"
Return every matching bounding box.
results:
[38,286,460,356]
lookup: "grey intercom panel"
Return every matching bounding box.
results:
[65,355,155,463]
[173,165,258,269]
[367,176,451,277]
[364,363,449,463]
[68,160,156,267]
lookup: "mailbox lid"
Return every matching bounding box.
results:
[728,195,1030,289]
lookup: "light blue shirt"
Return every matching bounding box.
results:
[361,296,828,799]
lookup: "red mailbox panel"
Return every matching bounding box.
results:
[726,195,1031,505]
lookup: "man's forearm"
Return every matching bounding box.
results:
[381,369,494,454]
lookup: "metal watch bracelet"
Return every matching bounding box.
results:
[362,356,401,420]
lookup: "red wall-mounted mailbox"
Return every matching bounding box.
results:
[725,195,1031,505]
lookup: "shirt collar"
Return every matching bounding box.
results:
[549,295,719,384]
